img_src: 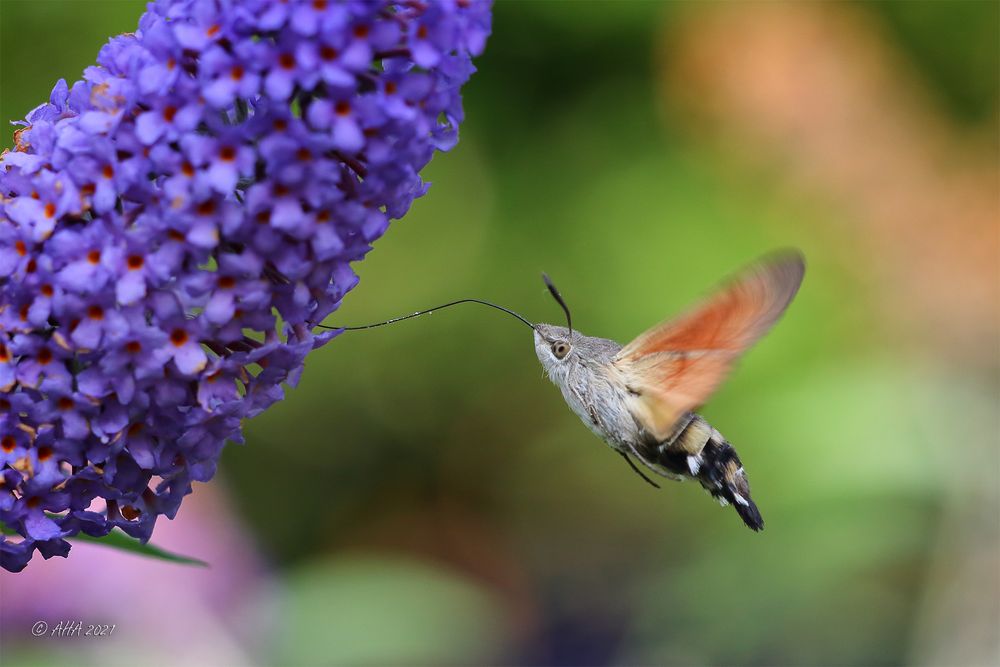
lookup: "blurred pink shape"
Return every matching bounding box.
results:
[0,481,269,664]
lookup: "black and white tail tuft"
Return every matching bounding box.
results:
[698,438,764,531]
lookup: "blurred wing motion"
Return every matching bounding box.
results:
[614,251,805,440]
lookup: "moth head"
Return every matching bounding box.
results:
[534,273,577,378]
[533,324,574,377]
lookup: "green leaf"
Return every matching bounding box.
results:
[70,529,209,567]
[1,522,209,567]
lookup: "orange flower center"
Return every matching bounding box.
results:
[170,329,189,347]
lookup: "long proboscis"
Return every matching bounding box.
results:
[319,298,537,332]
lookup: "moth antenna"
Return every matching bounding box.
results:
[318,298,536,332]
[542,273,573,338]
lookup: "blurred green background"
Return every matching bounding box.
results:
[1,2,997,666]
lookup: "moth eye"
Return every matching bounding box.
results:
[552,342,570,360]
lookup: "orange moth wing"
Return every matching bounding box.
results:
[613,251,805,440]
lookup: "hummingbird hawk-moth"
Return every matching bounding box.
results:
[532,251,805,530]
[330,250,805,531]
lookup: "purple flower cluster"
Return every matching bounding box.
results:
[0,0,490,572]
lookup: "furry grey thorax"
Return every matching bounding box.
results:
[532,324,642,452]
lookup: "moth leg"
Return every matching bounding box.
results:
[619,451,661,489]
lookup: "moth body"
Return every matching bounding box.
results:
[534,324,763,529]
[531,252,804,531]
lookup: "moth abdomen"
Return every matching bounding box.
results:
[652,413,764,531]
[655,412,713,475]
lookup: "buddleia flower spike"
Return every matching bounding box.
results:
[0,0,492,572]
